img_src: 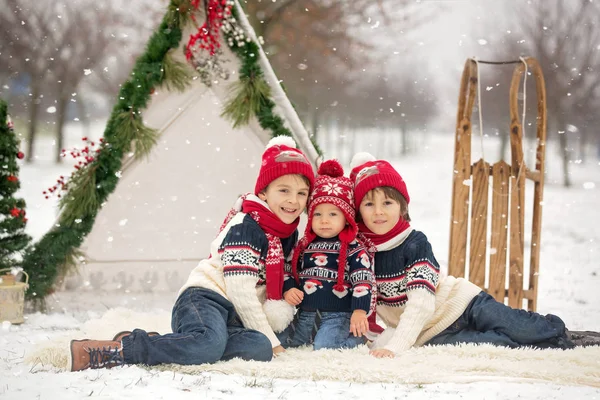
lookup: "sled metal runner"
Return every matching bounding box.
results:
[448,57,547,312]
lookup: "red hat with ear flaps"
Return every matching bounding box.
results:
[292,159,357,291]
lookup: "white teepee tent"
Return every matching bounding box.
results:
[61,1,317,293]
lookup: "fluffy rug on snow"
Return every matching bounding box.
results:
[26,308,600,388]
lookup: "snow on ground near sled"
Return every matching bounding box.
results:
[2,122,600,399]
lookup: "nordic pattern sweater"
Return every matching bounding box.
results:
[374,229,482,354]
[284,237,375,314]
[178,213,297,347]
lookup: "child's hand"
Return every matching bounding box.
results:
[350,309,368,337]
[273,345,285,356]
[369,348,395,358]
[283,288,304,306]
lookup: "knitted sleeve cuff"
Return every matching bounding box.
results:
[351,294,372,313]
[282,277,298,294]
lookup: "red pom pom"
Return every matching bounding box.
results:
[17,151,24,159]
[317,159,344,178]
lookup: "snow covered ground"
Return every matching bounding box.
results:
[1,122,600,399]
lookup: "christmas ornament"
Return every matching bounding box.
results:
[185,0,234,59]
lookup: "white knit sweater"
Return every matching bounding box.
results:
[370,229,482,354]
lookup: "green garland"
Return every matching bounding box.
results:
[21,5,185,307]
[21,0,322,307]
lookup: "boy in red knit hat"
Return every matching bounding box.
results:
[68,137,315,371]
[349,152,583,358]
[279,159,376,350]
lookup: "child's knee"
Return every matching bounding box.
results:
[247,334,274,361]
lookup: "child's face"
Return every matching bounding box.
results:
[311,203,346,239]
[258,175,309,224]
[358,189,401,235]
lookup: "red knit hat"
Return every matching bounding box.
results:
[349,152,410,210]
[292,159,357,292]
[255,136,315,195]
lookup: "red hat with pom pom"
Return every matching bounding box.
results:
[292,159,357,292]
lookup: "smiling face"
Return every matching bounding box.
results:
[311,203,347,239]
[358,188,402,235]
[258,174,310,224]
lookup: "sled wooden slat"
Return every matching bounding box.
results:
[488,161,510,303]
[448,60,477,279]
[508,173,525,308]
[527,59,548,312]
[449,57,547,311]
[468,159,489,288]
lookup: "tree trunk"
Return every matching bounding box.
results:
[557,125,572,187]
[25,83,41,163]
[578,131,586,164]
[55,93,69,163]
[77,95,91,138]
[401,120,408,155]
[310,108,320,142]
[348,125,357,166]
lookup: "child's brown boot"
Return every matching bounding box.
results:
[68,339,124,371]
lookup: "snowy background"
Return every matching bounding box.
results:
[1,122,599,399]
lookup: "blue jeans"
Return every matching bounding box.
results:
[278,310,366,350]
[426,291,574,349]
[122,287,273,365]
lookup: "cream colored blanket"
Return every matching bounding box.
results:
[27,308,600,388]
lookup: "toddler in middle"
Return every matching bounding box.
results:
[280,159,376,350]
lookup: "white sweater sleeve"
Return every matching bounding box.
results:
[219,226,280,348]
[225,274,280,347]
[383,288,436,354]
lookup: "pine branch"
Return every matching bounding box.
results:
[221,74,271,128]
[167,0,194,29]
[58,165,99,226]
[114,110,159,160]
[162,52,192,92]
[57,247,86,282]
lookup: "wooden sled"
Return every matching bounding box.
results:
[448,57,547,311]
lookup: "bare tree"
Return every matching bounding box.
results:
[0,0,57,162]
[504,0,600,186]
[245,0,433,133]
[0,0,163,162]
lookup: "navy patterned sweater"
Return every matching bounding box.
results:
[374,230,440,308]
[284,236,375,313]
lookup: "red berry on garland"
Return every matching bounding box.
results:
[150,88,155,95]
[17,151,24,159]
[10,207,21,217]
[7,175,18,182]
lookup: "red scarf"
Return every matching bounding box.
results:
[218,194,299,301]
[357,218,411,248]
